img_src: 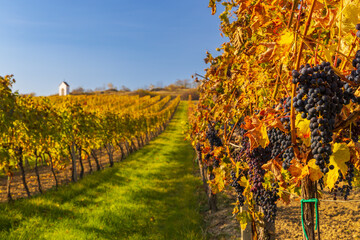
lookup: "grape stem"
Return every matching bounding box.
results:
[334,106,360,131]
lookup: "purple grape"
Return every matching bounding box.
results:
[356,23,360,30]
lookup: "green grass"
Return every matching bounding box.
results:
[0,102,206,240]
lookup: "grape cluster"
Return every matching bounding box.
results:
[237,127,280,222]
[332,163,355,200]
[230,170,245,207]
[356,24,360,38]
[342,163,354,200]
[346,50,360,84]
[257,183,279,223]
[206,124,223,147]
[267,96,295,169]
[292,62,355,173]
[247,146,279,222]
[268,128,294,169]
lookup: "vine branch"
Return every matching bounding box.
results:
[290,0,318,157]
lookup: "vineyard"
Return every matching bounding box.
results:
[2,0,360,239]
[188,0,360,239]
[0,76,180,202]
[0,102,205,239]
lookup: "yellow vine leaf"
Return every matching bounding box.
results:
[337,0,360,35]
[212,164,227,193]
[295,114,311,147]
[278,30,294,45]
[300,159,323,182]
[236,210,252,230]
[209,0,216,15]
[326,143,350,190]
[308,159,323,181]
[324,45,337,63]
[239,176,248,187]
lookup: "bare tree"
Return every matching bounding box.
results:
[120,85,131,92]
[174,79,191,89]
[71,87,85,94]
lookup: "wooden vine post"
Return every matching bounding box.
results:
[301,176,317,240]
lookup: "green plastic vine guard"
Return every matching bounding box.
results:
[301,198,318,240]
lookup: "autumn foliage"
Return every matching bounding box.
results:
[189,0,360,238]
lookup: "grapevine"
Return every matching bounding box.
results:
[0,86,180,201]
[189,0,360,239]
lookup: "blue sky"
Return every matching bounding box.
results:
[0,0,225,96]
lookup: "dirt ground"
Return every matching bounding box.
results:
[276,188,360,240]
[204,188,360,240]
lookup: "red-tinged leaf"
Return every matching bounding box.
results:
[241,115,261,130]
[262,159,283,182]
[267,117,287,132]
[242,115,269,150]
[278,189,291,205]
[244,123,269,150]
[287,162,302,178]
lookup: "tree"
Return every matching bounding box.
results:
[174,79,191,89]
[120,85,131,92]
[71,87,84,94]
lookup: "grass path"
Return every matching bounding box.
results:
[0,102,205,240]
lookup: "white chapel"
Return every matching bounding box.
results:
[59,81,70,96]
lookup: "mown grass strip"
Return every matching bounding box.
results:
[0,101,205,240]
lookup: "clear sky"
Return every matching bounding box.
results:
[0,0,225,96]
